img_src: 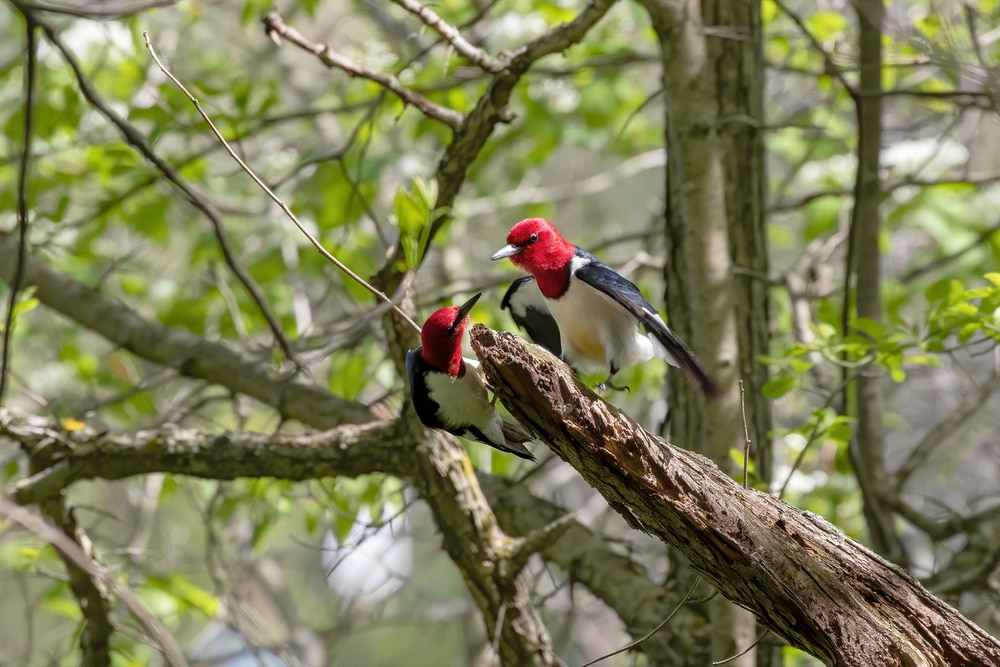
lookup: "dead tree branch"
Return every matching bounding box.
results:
[469,324,1000,666]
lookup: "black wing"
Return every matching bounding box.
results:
[500,276,562,357]
[573,257,719,398]
[465,424,536,461]
[406,348,460,435]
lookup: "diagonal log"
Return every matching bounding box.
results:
[469,324,1000,667]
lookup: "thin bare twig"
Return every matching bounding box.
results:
[390,0,505,72]
[270,0,617,296]
[771,0,858,101]
[143,33,422,334]
[739,380,750,489]
[713,630,771,665]
[902,219,1000,283]
[261,10,464,130]
[894,373,1000,490]
[0,18,36,406]
[0,236,377,427]
[461,150,666,217]
[777,375,853,500]
[577,577,702,667]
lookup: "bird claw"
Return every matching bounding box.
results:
[597,378,630,393]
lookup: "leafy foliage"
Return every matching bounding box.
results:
[1,0,1000,664]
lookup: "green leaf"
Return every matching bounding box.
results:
[926,278,962,304]
[762,376,796,399]
[804,197,844,241]
[762,0,777,26]
[43,595,82,620]
[850,317,883,338]
[145,576,220,617]
[806,11,849,41]
[827,422,853,443]
[391,175,440,271]
[789,358,815,373]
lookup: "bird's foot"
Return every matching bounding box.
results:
[597,377,630,393]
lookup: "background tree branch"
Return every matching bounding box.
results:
[0,231,375,428]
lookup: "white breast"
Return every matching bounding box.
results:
[424,358,506,445]
[546,258,656,375]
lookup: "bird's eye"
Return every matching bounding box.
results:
[528,232,539,243]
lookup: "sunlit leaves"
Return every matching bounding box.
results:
[925,274,1000,346]
[144,575,221,617]
[805,11,850,42]
[391,174,440,271]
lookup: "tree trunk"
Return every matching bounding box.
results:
[638,0,761,662]
[847,0,905,565]
[472,325,1000,667]
[705,0,772,483]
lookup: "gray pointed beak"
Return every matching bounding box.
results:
[456,291,483,321]
[491,244,522,261]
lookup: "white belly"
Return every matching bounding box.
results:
[547,281,655,376]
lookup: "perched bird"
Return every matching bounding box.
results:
[492,217,718,397]
[406,292,536,460]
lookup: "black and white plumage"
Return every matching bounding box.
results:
[406,292,535,461]
[492,218,719,397]
[500,276,561,358]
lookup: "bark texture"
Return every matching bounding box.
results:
[704,0,771,480]
[470,325,1000,667]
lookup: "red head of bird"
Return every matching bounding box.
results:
[419,292,483,377]
[491,218,576,297]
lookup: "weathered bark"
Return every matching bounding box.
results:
[471,325,1000,667]
[847,0,905,564]
[39,496,114,667]
[638,0,758,662]
[2,405,723,664]
[405,430,562,666]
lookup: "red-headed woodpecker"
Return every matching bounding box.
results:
[492,218,719,397]
[406,292,536,460]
